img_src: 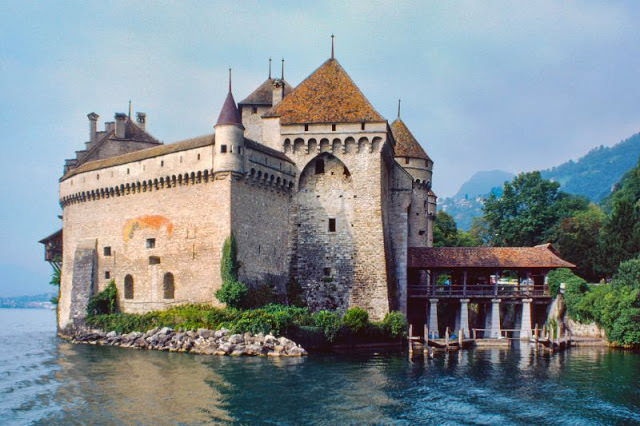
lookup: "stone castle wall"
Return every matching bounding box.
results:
[279,122,399,320]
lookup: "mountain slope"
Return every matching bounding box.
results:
[541,133,640,202]
[441,170,513,230]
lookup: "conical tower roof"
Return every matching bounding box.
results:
[391,118,430,160]
[216,91,242,126]
[265,58,384,124]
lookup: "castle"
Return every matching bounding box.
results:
[54,52,437,331]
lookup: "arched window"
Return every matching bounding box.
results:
[124,274,134,299]
[163,272,175,299]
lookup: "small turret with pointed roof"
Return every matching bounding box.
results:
[391,100,433,187]
[216,69,243,128]
[214,69,245,175]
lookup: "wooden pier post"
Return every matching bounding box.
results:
[458,329,464,347]
[408,324,413,356]
[445,327,450,350]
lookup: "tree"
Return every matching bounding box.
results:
[552,204,604,282]
[597,199,640,278]
[433,211,458,247]
[433,211,480,247]
[483,171,588,246]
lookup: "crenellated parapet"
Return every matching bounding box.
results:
[60,167,214,208]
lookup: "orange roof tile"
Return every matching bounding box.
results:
[391,118,429,160]
[408,244,575,269]
[264,58,384,124]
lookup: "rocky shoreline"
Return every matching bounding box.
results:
[62,327,308,357]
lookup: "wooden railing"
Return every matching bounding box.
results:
[408,284,549,298]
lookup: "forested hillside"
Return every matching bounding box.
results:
[541,133,640,202]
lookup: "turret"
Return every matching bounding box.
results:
[390,101,433,188]
[213,70,245,174]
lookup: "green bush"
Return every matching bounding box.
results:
[548,260,640,347]
[312,310,341,342]
[85,303,406,346]
[382,311,408,338]
[215,280,247,310]
[215,233,248,309]
[342,307,369,334]
[86,280,118,316]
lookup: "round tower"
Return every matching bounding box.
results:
[213,73,245,174]
[390,103,435,247]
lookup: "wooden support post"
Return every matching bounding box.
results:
[424,324,428,344]
[463,270,468,296]
[459,329,463,347]
[445,327,450,350]
[408,324,413,356]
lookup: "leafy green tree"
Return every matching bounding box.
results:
[433,211,458,247]
[433,211,481,247]
[483,171,588,246]
[597,199,640,277]
[552,204,604,282]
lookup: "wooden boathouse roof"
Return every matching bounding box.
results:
[408,244,575,269]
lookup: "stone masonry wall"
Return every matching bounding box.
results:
[230,173,292,293]
[282,123,393,320]
[58,146,231,329]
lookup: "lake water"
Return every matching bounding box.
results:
[1,308,639,425]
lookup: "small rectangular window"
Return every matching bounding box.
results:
[197,153,201,160]
[405,158,409,164]
[361,122,365,130]
[328,218,336,232]
[104,271,111,279]
[149,256,161,265]
[146,238,156,249]
[315,159,325,174]
[160,160,164,167]
[331,124,336,131]
[221,145,227,153]
[304,124,309,131]
[103,246,112,256]
[252,106,258,114]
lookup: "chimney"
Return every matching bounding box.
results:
[272,79,285,106]
[105,121,115,133]
[136,112,146,131]
[114,113,127,138]
[87,112,99,142]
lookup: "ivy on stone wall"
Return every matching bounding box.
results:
[215,234,247,309]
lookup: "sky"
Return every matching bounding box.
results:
[1,1,640,296]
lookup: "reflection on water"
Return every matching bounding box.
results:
[1,309,639,424]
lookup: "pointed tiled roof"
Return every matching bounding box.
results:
[391,118,430,160]
[216,91,242,126]
[264,58,384,124]
[239,78,294,106]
